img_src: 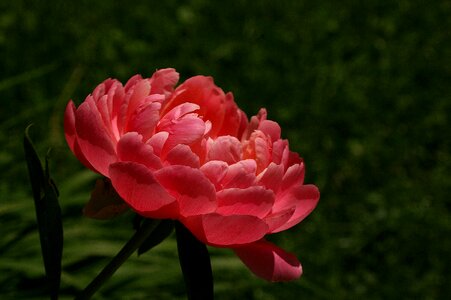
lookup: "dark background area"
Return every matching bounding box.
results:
[1,0,450,299]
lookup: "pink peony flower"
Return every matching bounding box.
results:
[65,68,319,282]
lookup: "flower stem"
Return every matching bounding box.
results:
[75,219,161,300]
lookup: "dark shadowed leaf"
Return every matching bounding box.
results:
[24,125,63,300]
[175,222,214,300]
[138,219,174,256]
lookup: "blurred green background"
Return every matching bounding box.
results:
[1,0,450,299]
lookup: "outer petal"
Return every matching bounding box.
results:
[109,162,178,219]
[234,240,302,282]
[182,213,269,246]
[64,100,77,153]
[75,98,117,176]
[271,184,320,233]
[154,165,216,217]
[216,187,274,219]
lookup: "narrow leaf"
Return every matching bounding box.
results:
[175,222,214,300]
[138,219,174,256]
[24,125,63,300]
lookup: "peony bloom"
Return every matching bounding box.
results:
[65,68,319,282]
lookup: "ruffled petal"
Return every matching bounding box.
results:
[234,240,302,282]
[116,132,162,170]
[216,187,274,218]
[109,162,178,219]
[75,97,117,176]
[154,165,216,217]
[182,213,269,246]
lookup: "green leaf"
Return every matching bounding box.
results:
[24,125,63,300]
[137,219,174,256]
[175,222,214,300]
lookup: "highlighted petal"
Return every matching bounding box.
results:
[109,162,177,219]
[234,240,302,282]
[182,213,268,246]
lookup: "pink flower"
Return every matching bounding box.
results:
[65,68,319,282]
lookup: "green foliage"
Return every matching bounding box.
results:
[1,0,450,299]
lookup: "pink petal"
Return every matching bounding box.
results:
[126,98,162,141]
[146,131,169,157]
[206,136,242,165]
[164,144,200,168]
[258,120,281,142]
[216,187,274,218]
[222,159,257,189]
[280,163,305,192]
[182,213,269,246]
[200,160,228,190]
[216,92,241,137]
[126,79,151,122]
[109,162,178,219]
[149,68,179,100]
[116,132,162,170]
[158,103,206,152]
[271,184,320,233]
[263,208,296,232]
[154,165,216,217]
[254,135,271,174]
[75,97,117,176]
[64,101,96,171]
[234,240,302,282]
[257,162,284,193]
[64,101,77,153]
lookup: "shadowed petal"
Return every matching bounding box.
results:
[234,240,302,282]
[182,213,269,246]
[75,98,117,176]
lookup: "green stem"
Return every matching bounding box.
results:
[75,219,161,300]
